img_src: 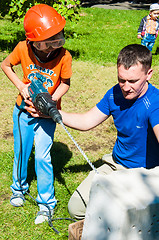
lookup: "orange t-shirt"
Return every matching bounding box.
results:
[9,41,72,109]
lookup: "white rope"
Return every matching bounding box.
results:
[60,121,99,174]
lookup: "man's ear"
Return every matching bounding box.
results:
[147,68,153,81]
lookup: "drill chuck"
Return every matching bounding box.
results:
[49,108,62,124]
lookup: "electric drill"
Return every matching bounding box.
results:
[21,72,62,124]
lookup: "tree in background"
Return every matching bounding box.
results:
[0,0,80,22]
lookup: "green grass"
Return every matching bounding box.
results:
[2,7,159,65]
[66,8,159,65]
[1,7,159,239]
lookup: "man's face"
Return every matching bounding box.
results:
[118,63,152,100]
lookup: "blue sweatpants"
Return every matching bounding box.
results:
[141,33,156,52]
[11,104,57,211]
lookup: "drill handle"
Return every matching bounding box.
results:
[33,92,62,123]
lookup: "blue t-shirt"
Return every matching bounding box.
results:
[96,83,159,169]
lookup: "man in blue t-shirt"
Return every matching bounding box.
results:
[60,44,159,219]
[61,44,159,169]
[27,44,159,219]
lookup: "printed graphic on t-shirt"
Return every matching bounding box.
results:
[27,64,55,91]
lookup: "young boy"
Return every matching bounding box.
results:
[1,4,72,224]
[137,3,159,51]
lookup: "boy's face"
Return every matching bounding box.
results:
[118,63,152,100]
[33,31,65,53]
[150,10,159,20]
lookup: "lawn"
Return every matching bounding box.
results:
[1,7,159,240]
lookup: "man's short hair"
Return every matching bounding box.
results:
[117,44,152,74]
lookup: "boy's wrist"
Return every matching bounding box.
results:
[51,96,58,102]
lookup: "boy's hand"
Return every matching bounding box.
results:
[20,83,30,100]
[137,34,141,39]
[24,99,50,118]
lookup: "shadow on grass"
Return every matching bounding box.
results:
[68,49,81,59]
[64,158,103,173]
[0,28,83,60]
[154,47,159,55]
[0,31,25,52]
[51,141,72,194]
[26,141,102,193]
[27,141,73,194]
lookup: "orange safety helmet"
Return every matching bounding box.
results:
[24,4,66,41]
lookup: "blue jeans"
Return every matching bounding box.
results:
[141,33,156,52]
[11,105,57,211]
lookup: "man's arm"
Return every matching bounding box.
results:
[60,106,109,131]
[153,124,159,142]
